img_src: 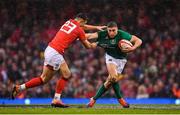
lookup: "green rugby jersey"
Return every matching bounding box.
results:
[97,30,132,59]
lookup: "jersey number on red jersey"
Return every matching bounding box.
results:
[60,20,77,34]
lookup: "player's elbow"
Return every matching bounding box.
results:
[84,45,91,49]
[82,41,92,49]
[138,38,142,46]
[83,43,91,49]
[133,35,142,47]
[85,44,96,49]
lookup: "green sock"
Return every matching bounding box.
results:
[93,85,107,100]
[112,82,123,99]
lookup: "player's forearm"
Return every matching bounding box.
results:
[85,34,91,39]
[132,35,142,49]
[86,42,97,49]
[84,42,91,49]
[83,25,99,30]
[83,25,106,31]
[85,33,98,40]
[82,40,97,49]
[85,33,95,40]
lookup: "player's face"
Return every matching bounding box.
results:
[79,19,87,27]
[107,27,118,38]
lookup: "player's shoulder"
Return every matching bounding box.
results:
[118,29,126,34]
[118,29,132,40]
[118,29,131,36]
[69,19,76,23]
[98,30,108,39]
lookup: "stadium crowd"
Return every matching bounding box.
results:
[0,0,179,99]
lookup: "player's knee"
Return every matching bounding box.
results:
[62,70,71,79]
[117,74,126,81]
[104,81,112,89]
[113,76,120,82]
[40,75,51,84]
[110,78,116,83]
[109,75,118,83]
[40,76,46,84]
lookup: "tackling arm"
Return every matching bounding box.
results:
[83,24,107,31]
[81,39,97,49]
[85,32,98,40]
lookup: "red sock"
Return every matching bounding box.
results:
[55,77,68,94]
[25,77,43,89]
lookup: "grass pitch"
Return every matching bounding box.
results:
[0,104,180,114]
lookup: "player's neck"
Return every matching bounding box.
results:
[74,18,80,23]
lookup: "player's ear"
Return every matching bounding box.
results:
[79,19,86,26]
[84,19,87,24]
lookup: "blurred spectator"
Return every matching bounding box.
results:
[136,84,149,99]
[172,83,180,98]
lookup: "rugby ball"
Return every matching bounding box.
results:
[118,39,133,50]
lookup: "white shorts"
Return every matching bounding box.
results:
[44,46,65,70]
[105,53,127,74]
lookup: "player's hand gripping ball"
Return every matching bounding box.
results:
[118,39,133,51]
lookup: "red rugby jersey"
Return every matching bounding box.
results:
[49,19,86,54]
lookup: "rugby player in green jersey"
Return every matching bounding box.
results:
[85,21,142,108]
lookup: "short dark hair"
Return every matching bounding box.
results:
[75,13,88,21]
[107,21,118,27]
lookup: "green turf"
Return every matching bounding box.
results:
[0,104,180,114]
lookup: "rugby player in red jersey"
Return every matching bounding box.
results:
[12,13,106,107]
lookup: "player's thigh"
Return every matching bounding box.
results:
[43,46,65,82]
[116,59,127,81]
[104,75,113,88]
[116,59,127,74]
[105,54,118,77]
[59,61,71,78]
[40,66,55,83]
[44,46,65,71]
[116,73,125,81]
[106,63,118,77]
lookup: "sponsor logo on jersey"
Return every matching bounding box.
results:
[108,59,112,61]
[111,39,116,44]
[105,36,108,39]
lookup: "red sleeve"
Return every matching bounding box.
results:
[78,28,86,41]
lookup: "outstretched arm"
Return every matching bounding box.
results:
[83,25,107,31]
[85,32,98,40]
